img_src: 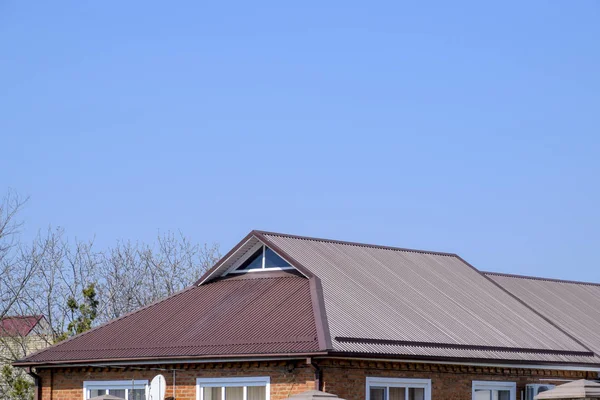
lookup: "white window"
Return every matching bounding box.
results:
[472,381,516,400]
[196,377,270,400]
[231,245,292,273]
[83,380,148,400]
[366,377,431,400]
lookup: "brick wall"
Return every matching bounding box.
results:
[320,359,598,400]
[34,359,598,400]
[37,360,315,400]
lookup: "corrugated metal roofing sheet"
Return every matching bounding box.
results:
[18,271,320,364]
[18,231,600,367]
[259,232,599,364]
[487,272,600,357]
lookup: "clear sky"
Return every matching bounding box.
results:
[1,1,599,281]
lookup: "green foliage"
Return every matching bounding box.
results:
[55,283,99,343]
[0,365,33,400]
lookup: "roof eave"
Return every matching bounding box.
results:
[13,351,330,368]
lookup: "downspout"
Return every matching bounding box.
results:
[26,367,42,400]
[307,358,323,391]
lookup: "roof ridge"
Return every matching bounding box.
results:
[1,315,43,320]
[484,271,600,287]
[255,230,458,257]
[17,285,198,363]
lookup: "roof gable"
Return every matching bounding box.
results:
[196,231,313,285]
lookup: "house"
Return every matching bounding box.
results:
[13,231,600,400]
[1,315,51,363]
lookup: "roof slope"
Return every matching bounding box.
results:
[16,231,600,367]
[258,232,598,364]
[17,271,321,365]
[0,315,44,337]
[486,272,600,357]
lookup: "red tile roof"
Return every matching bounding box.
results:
[0,315,45,337]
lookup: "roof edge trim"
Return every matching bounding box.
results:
[254,230,459,257]
[484,271,600,287]
[309,277,332,351]
[334,337,596,357]
[13,352,330,368]
[321,355,600,371]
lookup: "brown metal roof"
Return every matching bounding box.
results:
[257,232,599,365]
[16,270,321,365]
[486,272,600,358]
[17,231,600,367]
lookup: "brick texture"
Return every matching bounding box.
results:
[35,359,599,400]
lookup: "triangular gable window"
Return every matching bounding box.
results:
[233,245,292,273]
[237,248,263,271]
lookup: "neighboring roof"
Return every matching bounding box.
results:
[0,315,45,337]
[534,379,600,399]
[15,231,600,367]
[256,232,597,365]
[486,272,600,358]
[17,270,322,366]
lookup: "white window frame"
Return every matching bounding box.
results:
[228,244,294,274]
[472,381,517,400]
[196,376,270,400]
[83,380,149,400]
[366,377,431,400]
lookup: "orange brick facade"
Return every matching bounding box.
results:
[34,359,599,400]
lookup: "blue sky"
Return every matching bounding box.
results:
[1,1,599,281]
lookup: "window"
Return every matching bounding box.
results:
[472,381,516,400]
[197,377,270,400]
[366,377,431,400]
[83,380,148,400]
[232,245,291,273]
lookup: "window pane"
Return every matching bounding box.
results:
[237,248,263,270]
[264,248,290,269]
[370,387,386,400]
[494,390,511,400]
[390,387,405,400]
[204,387,222,400]
[108,389,126,399]
[248,386,266,400]
[225,386,244,400]
[90,389,106,398]
[409,388,424,400]
[474,389,491,400]
[130,388,146,400]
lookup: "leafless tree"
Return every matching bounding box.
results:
[97,232,220,322]
[0,189,221,399]
[0,190,34,322]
